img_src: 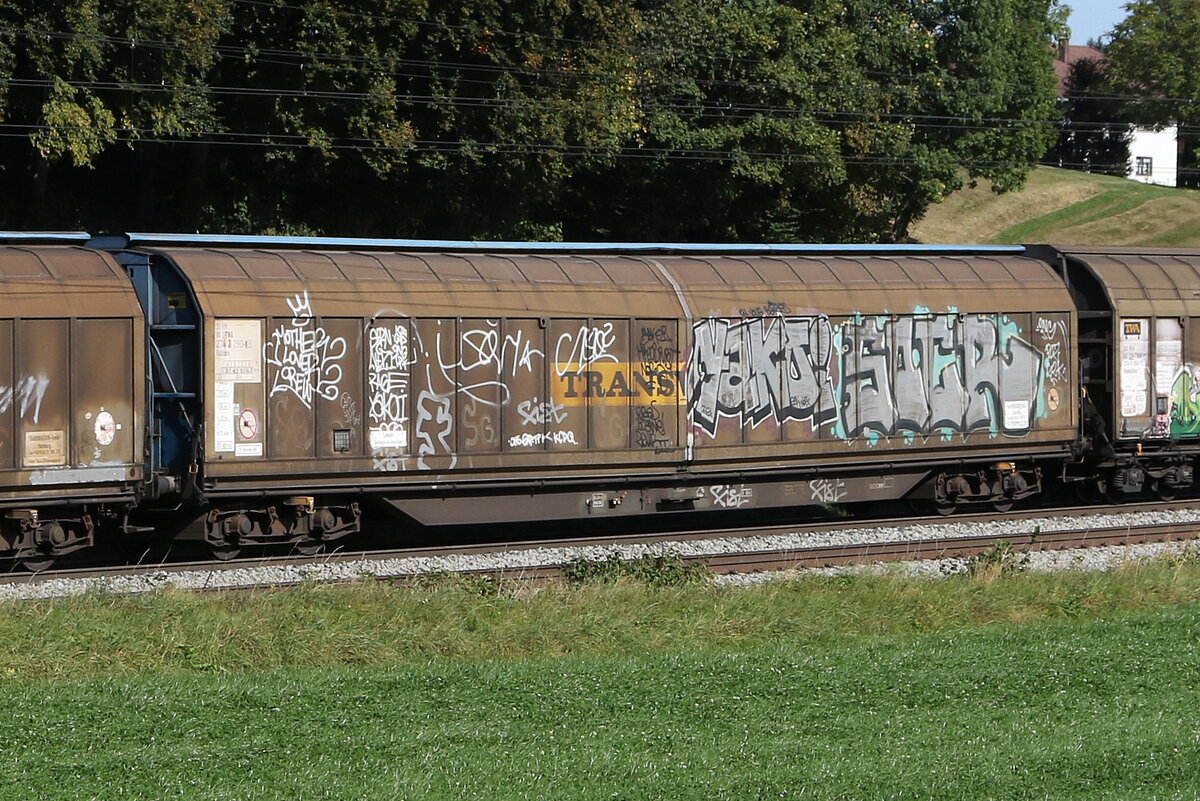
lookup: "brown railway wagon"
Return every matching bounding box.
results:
[0,243,145,564]
[1029,246,1200,498]
[115,240,1079,552]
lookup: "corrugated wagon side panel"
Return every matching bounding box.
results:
[17,319,69,469]
[72,319,136,466]
[0,320,12,470]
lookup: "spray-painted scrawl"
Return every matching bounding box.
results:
[688,311,1046,443]
[368,322,410,451]
[264,291,347,408]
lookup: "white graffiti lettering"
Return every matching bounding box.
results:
[459,324,544,377]
[517,396,568,426]
[415,388,456,471]
[555,323,617,376]
[1036,316,1069,387]
[264,291,346,409]
[507,431,579,447]
[368,322,410,453]
[809,478,847,504]
[710,483,753,508]
[0,375,50,424]
[1035,317,1067,341]
[437,322,544,407]
[1043,341,1067,385]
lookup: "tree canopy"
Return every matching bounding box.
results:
[0,0,1064,241]
[1105,0,1200,127]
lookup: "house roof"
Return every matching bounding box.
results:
[1053,44,1106,96]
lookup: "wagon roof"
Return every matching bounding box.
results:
[1052,246,1200,318]
[0,245,142,318]
[144,245,1070,319]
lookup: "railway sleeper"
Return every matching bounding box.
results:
[205,499,362,559]
[1,509,95,570]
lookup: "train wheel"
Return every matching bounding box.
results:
[1154,479,1178,501]
[210,545,241,561]
[991,497,1014,513]
[19,555,56,572]
[1101,480,1125,505]
[295,539,325,556]
[934,499,957,516]
[1074,479,1101,504]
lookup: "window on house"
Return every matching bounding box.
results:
[1136,156,1153,176]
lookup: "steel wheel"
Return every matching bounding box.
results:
[295,540,325,556]
[1155,479,1178,501]
[19,555,56,573]
[210,545,241,561]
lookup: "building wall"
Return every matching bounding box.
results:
[1128,125,1178,187]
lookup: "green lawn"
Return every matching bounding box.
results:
[911,166,1200,247]
[3,562,1200,799]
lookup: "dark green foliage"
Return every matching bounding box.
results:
[963,539,1030,578]
[0,0,1062,240]
[566,552,710,586]
[1045,56,1132,176]
[1106,0,1200,127]
[1105,0,1200,186]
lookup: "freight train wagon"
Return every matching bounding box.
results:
[0,233,1198,566]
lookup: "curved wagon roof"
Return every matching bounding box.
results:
[0,244,143,319]
[1048,246,1200,318]
[120,235,1072,320]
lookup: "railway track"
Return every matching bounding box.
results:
[3,499,1199,597]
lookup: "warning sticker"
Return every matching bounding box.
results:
[238,408,258,440]
[24,430,65,467]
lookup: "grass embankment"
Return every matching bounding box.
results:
[912,166,1200,246]
[3,558,1200,799]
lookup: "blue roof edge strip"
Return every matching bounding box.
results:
[123,232,1025,255]
[0,231,91,243]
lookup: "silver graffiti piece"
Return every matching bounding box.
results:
[688,315,837,437]
[688,312,1045,441]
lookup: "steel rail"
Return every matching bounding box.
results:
[4,500,1198,591]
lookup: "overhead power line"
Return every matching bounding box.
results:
[7,21,1200,109]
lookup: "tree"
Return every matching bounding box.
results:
[1104,0,1200,187]
[1105,0,1200,127]
[1045,56,1131,176]
[564,0,1064,242]
[0,0,1065,241]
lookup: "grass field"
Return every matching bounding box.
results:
[911,167,1200,246]
[3,559,1200,799]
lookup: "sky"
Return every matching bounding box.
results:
[1067,0,1129,44]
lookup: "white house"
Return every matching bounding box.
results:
[1054,43,1180,187]
[1127,125,1178,187]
